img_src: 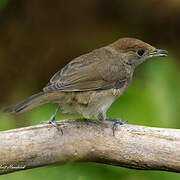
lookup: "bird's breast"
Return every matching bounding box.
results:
[56,82,129,119]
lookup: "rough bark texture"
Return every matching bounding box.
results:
[0,119,180,175]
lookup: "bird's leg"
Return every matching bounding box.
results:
[105,118,127,136]
[40,104,62,132]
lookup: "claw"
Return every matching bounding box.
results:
[106,118,127,136]
[113,119,127,136]
[40,104,63,134]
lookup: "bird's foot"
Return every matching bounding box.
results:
[40,116,63,134]
[40,104,63,134]
[105,118,127,136]
[40,114,58,127]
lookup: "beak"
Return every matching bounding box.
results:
[149,49,168,57]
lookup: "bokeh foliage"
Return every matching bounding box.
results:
[0,0,180,180]
[0,0,9,12]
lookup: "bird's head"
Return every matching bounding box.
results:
[110,37,168,68]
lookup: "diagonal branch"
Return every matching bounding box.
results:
[0,119,180,175]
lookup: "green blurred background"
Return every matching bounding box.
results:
[0,0,180,179]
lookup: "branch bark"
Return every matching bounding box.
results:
[0,119,180,175]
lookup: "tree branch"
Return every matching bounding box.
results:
[0,119,180,175]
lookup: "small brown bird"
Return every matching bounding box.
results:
[3,38,168,130]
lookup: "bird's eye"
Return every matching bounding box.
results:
[137,49,145,56]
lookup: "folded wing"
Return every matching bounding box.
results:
[43,51,127,92]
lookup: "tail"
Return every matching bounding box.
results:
[3,92,49,114]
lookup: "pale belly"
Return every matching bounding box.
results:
[55,88,125,120]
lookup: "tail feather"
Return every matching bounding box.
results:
[3,92,46,114]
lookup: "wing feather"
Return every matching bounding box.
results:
[43,48,127,92]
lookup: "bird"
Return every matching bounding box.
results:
[3,37,168,132]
